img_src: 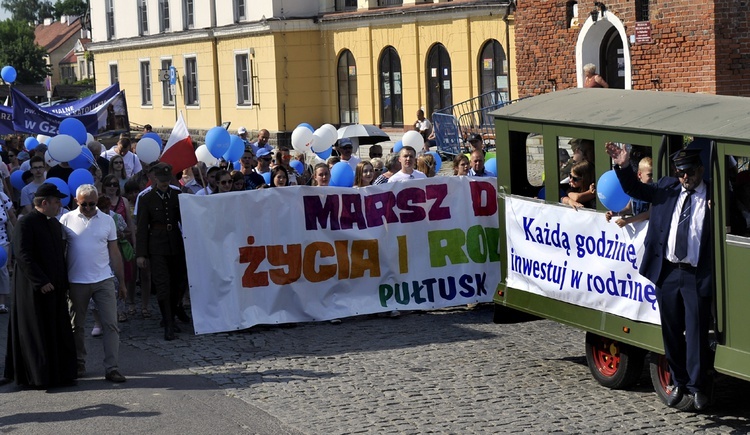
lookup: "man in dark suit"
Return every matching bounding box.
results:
[2,183,77,387]
[136,163,187,341]
[606,143,712,411]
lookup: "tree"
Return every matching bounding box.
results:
[0,20,51,84]
[53,0,88,19]
[1,0,55,23]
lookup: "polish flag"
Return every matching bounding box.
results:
[160,113,197,175]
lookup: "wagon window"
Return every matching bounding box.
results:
[728,155,750,237]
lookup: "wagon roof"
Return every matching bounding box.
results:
[490,88,750,143]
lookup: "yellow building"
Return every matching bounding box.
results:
[88,0,514,138]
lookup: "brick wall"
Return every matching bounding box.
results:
[514,0,750,97]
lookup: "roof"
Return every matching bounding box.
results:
[490,88,750,143]
[59,49,77,65]
[35,17,82,53]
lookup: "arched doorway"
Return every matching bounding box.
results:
[426,43,452,116]
[601,27,625,89]
[478,39,509,102]
[379,46,403,128]
[337,50,358,125]
[575,13,632,89]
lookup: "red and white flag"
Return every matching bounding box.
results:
[160,113,197,175]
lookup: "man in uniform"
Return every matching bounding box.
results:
[136,163,187,340]
[606,144,712,411]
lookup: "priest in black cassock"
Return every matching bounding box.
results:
[3,183,77,388]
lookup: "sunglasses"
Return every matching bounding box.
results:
[219,180,232,185]
[105,183,119,187]
[676,168,697,178]
[80,201,97,208]
[569,176,581,182]
[261,157,272,161]
[7,154,15,158]
[371,153,382,158]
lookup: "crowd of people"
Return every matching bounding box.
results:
[0,120,495,389]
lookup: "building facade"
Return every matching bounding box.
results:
[514,0,750,96]
[88,0,514,135]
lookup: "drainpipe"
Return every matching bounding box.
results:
[503,0,516,101]
[210,30,222,126]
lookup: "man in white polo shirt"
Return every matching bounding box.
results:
[388,146,426,183]
[60,184,127,383]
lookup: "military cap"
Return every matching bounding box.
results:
[671,148,703,170]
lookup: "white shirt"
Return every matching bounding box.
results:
[60,209,118,284]
[666,181,707,267]
[416,118,432,133]
[388,170,427,183]
[341,155,361,172]
[103,149,143,178]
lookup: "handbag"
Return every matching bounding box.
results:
[118,238,135,261]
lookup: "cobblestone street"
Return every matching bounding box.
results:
[119,304,750,434]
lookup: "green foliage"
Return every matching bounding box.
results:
[1,0,55,22]
[53,0,88,19]
[0,19,50,84]
[73,77,93,86]
[78,87,95,98]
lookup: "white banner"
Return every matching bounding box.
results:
[504,196,660,325]
[181,177,501,334]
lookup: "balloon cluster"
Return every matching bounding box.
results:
[195,126,248,167]
[14,117,99,205]
[291,123,352,185]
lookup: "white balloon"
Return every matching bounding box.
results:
[311,130,332,153]
[195,144,218,166]
[44,150,60,167]
[136,137,161,164]
[291,126,314,154]
[48,134,82,162]
[322,124,338,143]
[402,130,425,149]
[36,134,51,145]
[86,133,95,145]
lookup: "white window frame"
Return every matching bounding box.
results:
[184,56,199,107]
[159,0,170,32]
[161,57,174,107]
[109,62,119,85]
[140,59,152,106]
[234,51,253,107]
[183,0,194,29]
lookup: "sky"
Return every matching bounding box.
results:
[0,8,10,21]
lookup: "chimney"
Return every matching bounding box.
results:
[61,15,68,25]
[44,17,53,26]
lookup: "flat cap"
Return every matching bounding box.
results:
[35,182,67,198]
[671,148,703,170]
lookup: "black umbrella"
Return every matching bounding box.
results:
[337,124,390,145]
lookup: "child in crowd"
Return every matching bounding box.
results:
[606,156,653,226]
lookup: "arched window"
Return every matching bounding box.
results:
[337,50,358,125]
[379,46,403,128]
[426,44,452,116]
[478,39,509,103]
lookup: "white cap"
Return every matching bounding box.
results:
[238,127,247,134]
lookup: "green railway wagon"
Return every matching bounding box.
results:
[491,88,750,411]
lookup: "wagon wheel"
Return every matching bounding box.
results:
[584,332,645,389]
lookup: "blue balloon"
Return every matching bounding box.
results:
[262,171,271,185]
[46,177,71,207]
[300,123,314,132]
[290,159,304,175]
[25,137,39,151]
[224,135,245,162]
[484,157,497,176]
[233,160,241,171]
[67,168,95,197]
[315,147,332,160]
[59,118,88,145]
[330,161,354,187]
[1,66,16,84]
[392,140,403,153]
[69,146,94,170]
[537,186,546,200]
[205,126,231,159]
[427,151,442,173]
[0,245,6,268]
[142,132,163,150]
[597,170,630,212]
[10,170,26,191]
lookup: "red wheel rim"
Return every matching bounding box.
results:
[656,354,672,392]
[591,337,620,377]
